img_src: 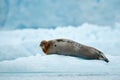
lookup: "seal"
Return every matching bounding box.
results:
[40,38,109,63]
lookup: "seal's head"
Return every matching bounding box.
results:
[40,40,49,54]
[40,40,48,54]
[40,40,47,48]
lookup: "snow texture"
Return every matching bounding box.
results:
[0,75,120,80]
[0,0,120,79]
[0,23,120,75]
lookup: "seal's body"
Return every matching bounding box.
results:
[40,39,109,63]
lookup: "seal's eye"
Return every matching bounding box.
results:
[54,44,57,47]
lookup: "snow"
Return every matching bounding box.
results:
[0,23,120,61]
[0,0,120,79]
[0,75,120,80]
[0,54,120,75]
[0,23,120,76]
[1,0,120,30]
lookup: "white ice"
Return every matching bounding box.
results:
[1,0,120,29]
[0,54,120,75]
[0,23,120,75]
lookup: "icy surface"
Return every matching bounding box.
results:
[0,54,120,75]
[0,75,120,80]
[0,23,120,75]
[0,0,120,30]
[0,23,120,61]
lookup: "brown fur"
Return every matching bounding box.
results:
[40,40,49,54]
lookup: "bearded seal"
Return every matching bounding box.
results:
[40,38,109,63]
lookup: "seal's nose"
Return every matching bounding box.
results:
[40,42,42,47]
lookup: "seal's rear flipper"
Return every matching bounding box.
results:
[98,53,109,63]
[103,57,109,63]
